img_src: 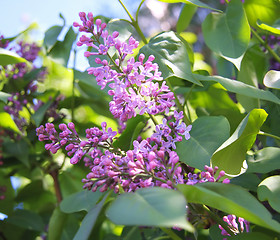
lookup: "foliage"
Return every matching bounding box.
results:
[1,0,280,239]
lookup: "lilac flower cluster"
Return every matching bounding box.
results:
[36,111,230,193]
[3,41,41,79]
[219,214,250,239]
[2,37,64,137]
[73,12,175,122]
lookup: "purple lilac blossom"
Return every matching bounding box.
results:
[219,215,250,239]
[73,12,175,122]
[36,112,229,193]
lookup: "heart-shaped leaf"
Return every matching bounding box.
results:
[258,175,280,213]
[177,116,230,170]
[139,31,201,85]
[211,109,268,176]
[202,0,250,70]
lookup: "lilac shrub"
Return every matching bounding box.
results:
[36,12,230,194]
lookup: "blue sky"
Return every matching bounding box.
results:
[0,0,142,70]
[0,0,141,38]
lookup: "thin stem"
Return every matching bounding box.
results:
[71,48,77,122]
[160,227,183,240]
[183,84,195,124]
[118,0,135,22]
[136,0,146,22]
[49,169,63,203]
[258,131,280,141]
[118,0,148,44]
[251,28,280,64]
[166,79,191,125]
[148,113,159,126]
[202,205,235,237]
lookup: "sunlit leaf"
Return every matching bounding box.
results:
[263,70,280,89]
[0,48,29,66]
[139,31,202,85]
[257,20,280,35]
[178,182,280,233]
[0,91,11,103]
[106,187,194,231]
[0,112,21,133]
[258,175,280,213]
[244,0,280,28]
[211,109,268,176]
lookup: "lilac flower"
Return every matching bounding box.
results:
[219,215,250,239]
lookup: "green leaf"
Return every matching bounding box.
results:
[176,4,197,33]
[244,0,280,28]
[247,147,280,174]
[211,109,268,176]
[6,209,45,232]
[202,0,250,70]
[113,115,147,151]
[229,173,261,192]
[48,207,68,240]
[0,172,15,215]
[0,91,11,103]
[106,187,194,232]
[263,70,280,89]
[193,74,280,105]
[0,112,21,134]
[158,0,221,12]
[257,19,280,35]
[139,31,202,86]
[236,45,266,111]
[0,48,29,66]
[48,27,77,67]
[60,190,104,213]
[43,25,64,51]
[108,19,134,42]
[73,192,110,240]
[3,139,30,167]
[74,70,109,100]
[258,175,280,213]
[228,232,275,240]
[32,100,54,127]
[177,116,230,170]
[177,182,280,233]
